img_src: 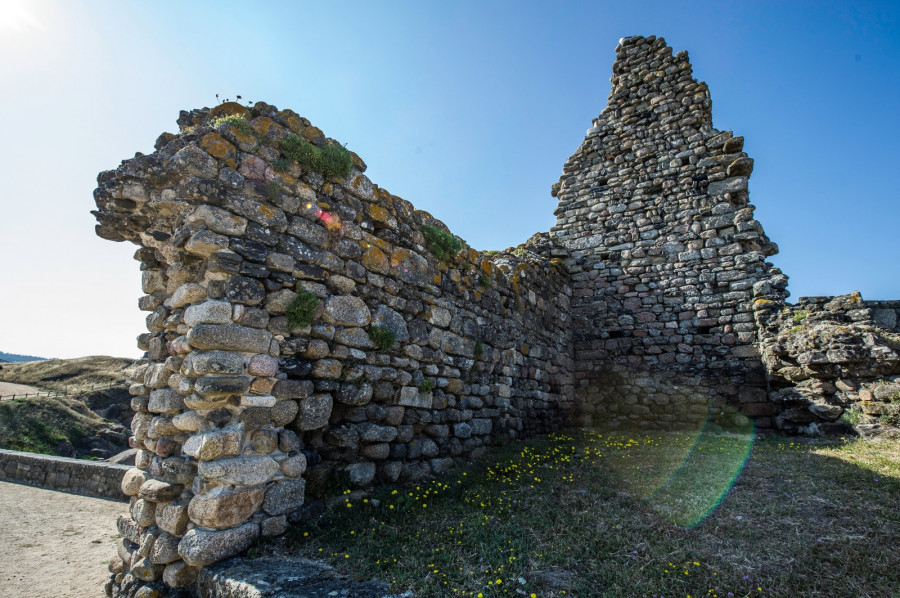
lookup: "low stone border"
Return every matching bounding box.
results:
[0,448,129,500]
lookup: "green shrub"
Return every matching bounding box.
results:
[368,325,397,351]
[280,135,353,179]
[318,143,354,179]
[287,288,319,328]
[272,158,290,172]
[210,114,251,133]
[265,181,280,200]
[793,310,809,324]
[840,405,863,425]
[479,274,491,289]
[418,378,434,393]
[422,224,463,263]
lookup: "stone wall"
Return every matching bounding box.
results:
[90,34,900,597]
[0,448,128,500]
[550,35,787,429]
[93,102,574,597]
[756,292,900,434]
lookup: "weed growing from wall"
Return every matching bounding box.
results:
[418,378,434,393]
[266,182,280,201]
[280,135,353,179]
[210,114,251,133]
[479,274,491,289]
[422,225,462,263]
[287,288,319,328]
[368,325,397,351]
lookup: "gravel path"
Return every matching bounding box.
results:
[0,480,126,597]
[0,381,43,397]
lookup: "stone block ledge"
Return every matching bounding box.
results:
[0,448,129,501]
[196,556,414,598]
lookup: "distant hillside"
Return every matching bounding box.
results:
[0,351,48,363]
[0,355,137,458]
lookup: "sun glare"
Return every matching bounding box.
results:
[0,0,46,35]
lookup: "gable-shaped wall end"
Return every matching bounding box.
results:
[550,35,788,429]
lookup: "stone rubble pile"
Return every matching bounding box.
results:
[756,292,900,433]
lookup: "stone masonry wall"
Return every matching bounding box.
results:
[90,34,900,597]
[0,448,129,500]
[93,102,574,597]
[550,35,787,429]
[756,292,900,434]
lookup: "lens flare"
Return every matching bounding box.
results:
[643,405,755,528]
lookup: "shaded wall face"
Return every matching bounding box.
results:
[550,35,786,428]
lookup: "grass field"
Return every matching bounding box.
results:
[268,427,900,598]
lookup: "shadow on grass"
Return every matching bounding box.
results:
[267,428,899,598]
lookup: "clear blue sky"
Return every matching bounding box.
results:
[1,0,898,359]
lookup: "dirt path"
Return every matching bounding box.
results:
[0,480,127,597]
[0,381,43,397]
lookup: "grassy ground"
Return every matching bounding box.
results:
[0,356,135,454]
[268,427,900,598]
[0,395,113,454]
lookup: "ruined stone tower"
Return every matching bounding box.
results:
[551,35,786,429]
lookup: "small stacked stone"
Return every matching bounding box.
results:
[550,35,785,428]
[94,101,574,595]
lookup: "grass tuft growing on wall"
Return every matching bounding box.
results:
[287,288,319,329]
[422,224,463,263]
[280,135,353,179]
[367,325,397,351]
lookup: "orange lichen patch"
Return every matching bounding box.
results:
[468,248,480,262]
[480,260,494,275]
[361,232,391,252]
[209,102,251,119]
[258,204,275,218]
[199,133,237,159]
[432,273,442,285]
[448,269,462,285]
[230,127,256,147]
[275,172,298,188]
[369,204,392,224]
[521,344,530,356]
[350,151,367,172]
[375,188,393,203]
[250,116,278,136]
[301,125,323,143]
[361,246,389,274]
[276,110,309,134]
[322,182,333,195]
[390,248,428,278]
[393,197,414,219]
[390,248,413,268]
